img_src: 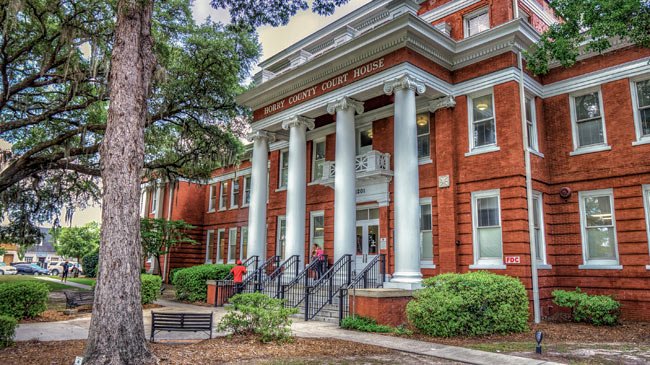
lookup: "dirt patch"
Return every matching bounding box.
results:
[0,337,444,365]
[20,310,91,323]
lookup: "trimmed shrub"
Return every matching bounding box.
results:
[169,267,184,283]
[0,315,17,348]
[141,274,162,305]
[0,282,49,320]
[218,293,298,343]
[340,316,411,335]
[172,264,233,302]
[82,249,99,278]
[406,271,529,337]
[553,288,620,326]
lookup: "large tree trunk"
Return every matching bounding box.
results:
[84,1,157,364]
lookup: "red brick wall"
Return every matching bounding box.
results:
[349,294,412,327]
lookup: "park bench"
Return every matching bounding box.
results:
[64,290,94,309]
[150,312,213,342]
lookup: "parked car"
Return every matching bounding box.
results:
[0,263,17,275]
[14,263,49,275]
[48,261,83,276]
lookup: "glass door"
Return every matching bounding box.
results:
[355,210,380,270]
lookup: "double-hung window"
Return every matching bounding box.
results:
[467,91,497,154]
[219,181,228,210]
[230,179,239,209]
[525,96,539,152]
[205,230,215,264]
[279,150,289,189]
[464,8,490,37]
[140,190,147,217]
[578,189,621,269]
[310,211,325,249]
[420,199,434,267]
[208,184,217,212]
[570,89,609,154]
[416,114,431,160]
[532,192,549,267]
[470,189,503,268]
[631,78,650,144]
[150,188,159,215]
[643,185,650,270]
[356,127,373,155]
[276,216,287,260]
[312,139,326,181]
[216,229,225,262]
[240,226,248,260]
[242,175,251,207]
[227,227,238,263]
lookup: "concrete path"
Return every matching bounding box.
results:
[15,300,564,365]
[36,276,93,290]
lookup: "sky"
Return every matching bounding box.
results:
[67,0,372,227]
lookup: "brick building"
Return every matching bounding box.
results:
[143,0,650,320]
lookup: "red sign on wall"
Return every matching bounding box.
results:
[505,256,521,264]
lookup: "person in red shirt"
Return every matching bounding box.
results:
[230,259,247,294]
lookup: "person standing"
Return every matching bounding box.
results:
[230,259,247,294]
[61,260,70,282]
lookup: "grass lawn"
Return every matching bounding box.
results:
[65,277,96,286]
[0,275,86,291]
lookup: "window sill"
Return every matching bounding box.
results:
[241,204,249,208]
[536,264,552,270]
[528,149,544,158]
[578,264,623,270]
[569,145,611,156]
[205,260,213,264]
[420,262,436,269]
[418,158,433,165]
[646,265,650,270]
[207,209,216,213]
[469,264,506,270]
[275,187,287,192]
[632,138,650,146]
[218,208,226,212]
[464,146,500,157]
[230,205,238,210]
[307,181,322,186]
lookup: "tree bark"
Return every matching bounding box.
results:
[84,1,157,364]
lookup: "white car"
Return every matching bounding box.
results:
[48,261,83,276]
[0,262,18,275]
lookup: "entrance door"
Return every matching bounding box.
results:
[355,208,380,271]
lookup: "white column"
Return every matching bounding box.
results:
[247,131,275,261]
[327,97,364,261]
[282,116,315,264]
[384,74,426,289]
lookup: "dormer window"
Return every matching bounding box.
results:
[464,8,490,37]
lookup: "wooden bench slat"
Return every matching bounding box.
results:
[150,311,213,342]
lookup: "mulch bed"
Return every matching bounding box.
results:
[0,337,394,365]
[20,304,163,323]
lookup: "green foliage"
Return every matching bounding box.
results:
[0,282,49,320]
[172,264,233,302]
[526,0,650,75]
[82,248,100,278]
[169,267,184,283]
[0,315,17,348]
[140,274,162,305]
[553,288,620,326]
[55,222,100,262]
[406,272,529,337]
[340,316,411,335]
[140,218,197,274]
[218,293,298,343]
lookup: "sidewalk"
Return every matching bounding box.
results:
[15,300,564,365]
[36,276,93,290]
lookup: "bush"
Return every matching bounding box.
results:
[553,288,620,326]
[82,249,99,278]
[169,267,184,283]
[0,282,49,320]
[0,315,17,348]
[141,274,162,305]
[218,293,298,343]
[340,316,411,335]
[172,264,233,302]
[406,271,529,337]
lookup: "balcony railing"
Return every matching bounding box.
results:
[319,150,392,186]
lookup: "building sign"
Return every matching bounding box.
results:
[505,256,521,264]
[255,55,394,120]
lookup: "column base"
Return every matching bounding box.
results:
[384,271,423,290]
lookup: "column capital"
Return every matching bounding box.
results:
[281,116,315,131]
[326,97,364,116]
[383,74,426,96]
[247,130,276,143]
[429,95,456,113]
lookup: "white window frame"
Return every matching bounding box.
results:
[205,230,215,264]
[464,7,490,38]
[569,87,611,156]
[416,113,431,162]
[309,211,325,249]
[532,191,551,269]
[642,185,650,270]
[230,178,239,209]
[278,150,289,190]
[419,197,435,268]
[216,228,225,263]
[469,189,505,269]
[240,226,248,260]
[356,126,373,155]
[578,189,621,269]
[219,181,227,211]
[227,227,238,263]
[150,188,159,215]
[276,216,287,260]
[466,89,500,156]
[208,184,217,212]
[242,175,251,207]
[311,139,326,182]
[140,190,147,217]
[630,77,650,146]
[525,95,540,153]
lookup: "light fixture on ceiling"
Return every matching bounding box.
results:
[476,101,489,111]
[416,114,429,126]
[367,129,373,138]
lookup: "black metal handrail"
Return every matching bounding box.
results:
[241,255,280,294]
[256,255,300,299]
[280,255,327,307]
[338,254,386,325]
[213,255,261,306]
[304,254,352,321]
[223,255,259,281]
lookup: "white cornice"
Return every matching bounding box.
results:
[520,0,557,26]
[420,0,482,23]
